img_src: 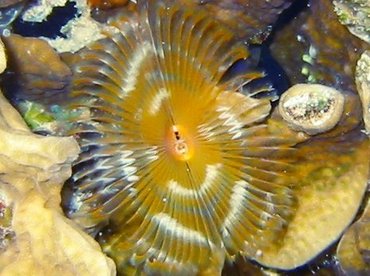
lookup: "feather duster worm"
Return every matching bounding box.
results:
[88,0,129,9]
[63,0,301,274]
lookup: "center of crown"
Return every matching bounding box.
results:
[165,125,194,161]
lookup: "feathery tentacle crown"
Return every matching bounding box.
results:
[64,0,298,274]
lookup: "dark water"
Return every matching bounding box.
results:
[13,0,78,38]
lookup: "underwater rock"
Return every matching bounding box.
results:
[337,197,370,275]
[254,133,370,270]
[356,51,370,134]
[3,34,71,78]
[0,34,93,134]
[270,0,367,91]
[181,0,295,43]
[333,0,370,44]
[0,0,25,8]
[0,89,116,275]
[270,0,367,134]
[2,34,71,101]
[278,84,345,135]
[0,1,25,33]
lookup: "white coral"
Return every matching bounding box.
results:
[356,51,370,135]
[22,0,69,23]
[22,0,118,53]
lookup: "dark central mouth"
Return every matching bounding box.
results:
[165,125,194,161]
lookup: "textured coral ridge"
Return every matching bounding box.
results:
[63,0,303,274]
[0,90,116,275]
[337,197,370,274]
[0,36,116,275]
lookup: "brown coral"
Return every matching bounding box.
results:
[180,0,295,43]
[0,0,25,8]
[2,34,72,103]
[270,0,368,136]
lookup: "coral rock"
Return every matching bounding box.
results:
[278,84,345,135]
[0,40,5,74]
[182,0,295,43]
[2,34,71,102]
[0,90,116,275]
[254,134,370,269]
[271,0,367,94]
[337,197,370,275]
[270,0,367,135]
[0,0,25,8]
[356,50,370,134]
[334,0,370,44]
[22,0,69,23]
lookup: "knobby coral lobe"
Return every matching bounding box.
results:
[62,0,303,274]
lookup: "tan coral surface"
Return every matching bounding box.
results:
[337,197,370,274]
[254,136,370,269]
[0,88,116,275]
[356,51,370,134]
[0,41,6,74]
[2,34,72,93]
[334,0,370,44]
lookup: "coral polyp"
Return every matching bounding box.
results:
[63,0,302,274]
[278,84,345,135]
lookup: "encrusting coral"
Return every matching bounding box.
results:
[270,0,367,118]
[254,133,370,269]
[0,89,116,275]
[22,0,118,53]
[356,50,370,134]
[0,41,116,275]
[180,0,295,44]
[333,0,370,44]
[0,41,5,74]
[278,84,345,135]
[0,0,26,8]
[2,34,72,99]
[337,197,370,274]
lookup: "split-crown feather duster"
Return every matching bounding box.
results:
[63,0,299,274]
